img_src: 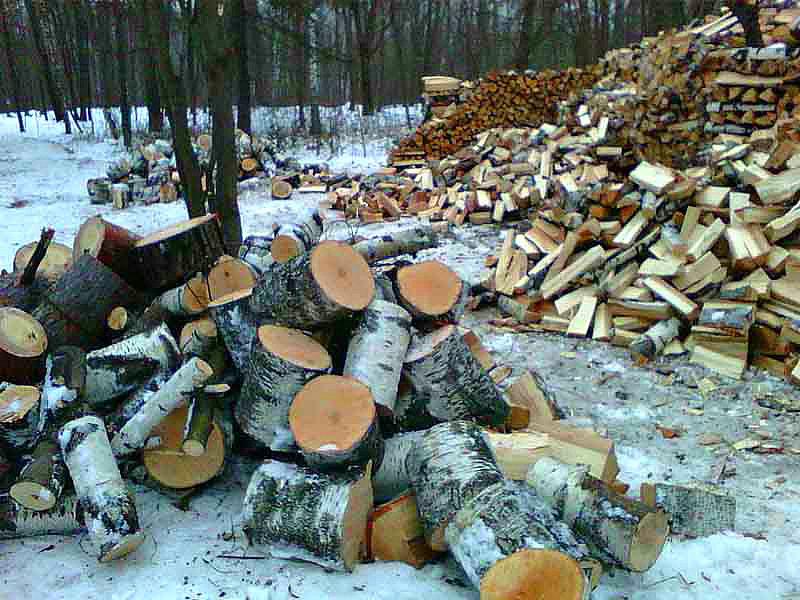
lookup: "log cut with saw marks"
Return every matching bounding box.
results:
[72,216,142,286]
[395,260,469,327]
[271,210,323,262]
[207,256,257,301]
[0,307,47,385]
[10,439,66,511]
[156,275,211,317]
[14,240,72,281]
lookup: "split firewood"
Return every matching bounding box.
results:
[371,430,425,504]
[72,217,142,286]
[407,420,504,551]
[207,256,257,300]
[236,325,331,451]
[0,383,41,457]
[395,260,469,327]
[289,375,383,472]
[0,494,84,539]
[640,481,736,538]
[207,288,261,374]
[271,210,323,262]
[629,317,684,361]
[352,226,439,264]
[528,457,668,571]
[240,460,373,572]
[367,492,440,568]
[0,307,48,385]
[343,299,412,417]
[156,274,210,317]
[250,240,375,329]
[9,439,66,511]
[59,416,145,561]
[506,369,565,425]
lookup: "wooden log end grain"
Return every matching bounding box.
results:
[396,260,466,324]
[310,241,375,313]
[9,439,66,511]
[0,383,41,456]
[13,241,72,281]
[0,307,47,385]
[72,216,142,285]
[271,178,293,200]
[207,256,256,301]
[480,548,587,600]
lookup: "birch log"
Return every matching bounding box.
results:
[395,261,469,327]
[59,416,144,561]
[629,317,683,361]
[352,226,439,264]
[444,479,590,600]
[0,383,41,457]
[249,240,374,330]
[239,233,276,275]
[236,325,331,451]
[271,210,323,262]
[179,318,218,359]
[407,420,504,551]
[10,439,66,511]
[208,288,261,373]
[0,494,84,539]
[156,275,210,317]
[240,460,373,572]
[111,357,213,456]
[372,431,424,503]
[343,299,411,416]
[527,457,668,571]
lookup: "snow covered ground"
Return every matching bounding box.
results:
[1,110,799,600]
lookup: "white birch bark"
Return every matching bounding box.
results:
[372,431,424,503]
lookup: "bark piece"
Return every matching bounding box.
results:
[527,457,668,571]
[207,256,257,300]
[0,494,84,539]
[640,482,735,538]
[10,439,66,511]
[0,383,40,456]
[271,210,323,262]
[0,307,47,385]
[290,375,383,472]
[58,416,144,561]
[343,299,412,416]
[250,240,374,329]
[395,260,468,326]
[72,216,142,285]
[240,459,373,572]
[371,430,425,504]
[407,420,504,551]
[207,288,261,373]
[352,226,439,264]
[17,228,54,286]
[14,240,71,282]
[236,325,331,451]
[368,492,439,568]
[156,274,210,317]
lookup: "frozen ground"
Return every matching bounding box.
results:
[1,110,799,600]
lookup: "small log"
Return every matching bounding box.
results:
[395,260,468,326]
[367,492,440,568]
[407,420,504,551]
[236,325,331,450]
[0,383,40,457]
[352,226,439,264]
[111,357,213,456]
[179,317,218,358]
[0,494,84,539]
[58,416,144,561]
[371,430,424,504]
[9,439,66,511]
[271,210,323,262]
[527,457,668,571]
[15,231,69,282]
[629,317,684,361]
[343,299,412,416]
[0,307,47,385]
[156,274,210,317]
[239,234,276,275]
[181,387,216,456]
[240,460,373,572]
[250,240,374,330]
[72,216,142,285]
[445,479,590,600]
[271,177,293,199]
[84,321,181,407]
[403,325,508,427]
[640,482,735,538]
[207,256,257,300]
[290,374,383,472]
[133,214,225,291]
[207,288,260,373]
[107,306,130,334]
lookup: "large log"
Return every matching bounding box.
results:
[10,439,66,511]
[352,226,439,264]
[395,260,469,327]
[207,288,261,374]
[207,256,257,300]
[58,416,144,561]
[527,457,668,571]
[249,240,374,329]
[289,375,384,472]
[14,240,72,281]
[0,307,47,385]
[0,494,84,539]
[371,430,424,503]
[407,420,504,551]
[444,479,590,600]
[271,210,323,262]
[403,325,509,427]
[236,325,331,451]
[133,214,225,291]
[240,460,373,572]
[0,383,41,457]
[343,299,412,416]
[72,216,142,285]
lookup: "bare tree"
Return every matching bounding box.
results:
[1,2,25,132]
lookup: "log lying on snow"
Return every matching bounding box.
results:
[249,240,374,329]
[14,240,72,281]
[156,274,210,317]
[343,299,412,416]
[72,216,142,286]
[640,481,735,538]
[402,325,508,427]
[10,439,66,511]
[371,430,424,504]
[290,375,383,472]
[395,260,469,326]
[207,256,257,300]
[208,288,261,374]
[240,460,373,572]
[444,479,590,600]
[271,210,323,262]
[0,383,41,456]
[528,457,668,571]
[236,325,331,451]
[59,416,144,561]
[0,307,47,385]
[407,420,504,551]
[352,226,439,264]
[0,494,84,539]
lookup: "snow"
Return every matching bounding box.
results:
[2,110,800,600]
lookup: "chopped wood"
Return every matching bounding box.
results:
[368,492,439,568]
[506,370,565,425]
[642,277,700,320]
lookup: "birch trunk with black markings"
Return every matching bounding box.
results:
[353,226,439,264]
[271,210,323,262]
[372,430,424,503]
[10,439,66,511]
[0,494,84,539]
[239,233,276,275]
[59,416,144,561]
[207,288,261,374]
[240,460,373,572]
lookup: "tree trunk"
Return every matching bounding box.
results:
[1,9,25,132]
[24,0,65,122]
[75,0,91,121]
[235,0,251,134]
[207,288,262,374]
[114,1,131,148]
[139,0,162,132]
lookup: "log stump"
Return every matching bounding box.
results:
[72,216,142,286]
[10,439,66,511]
[395,260,468,327]
[271,211,323,262]
[0,307,47,385]
[0,383,41,457]
[289,375,383,472]
[236,325,331,451]
[207,256,257,301]
[0,494,84,539]
[58,416,144,561]
[250,240,374,329]
[240,460,373,572]
[208,288,261,374]
[14,240,72,281]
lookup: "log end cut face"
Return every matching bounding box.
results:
[0,307,47,358]
[397,260,461,317]
[15,240,72,280]
[310,241,375,311]
[629,510,669,572]
[257,325,332,371]
[179,317,218,352]
[0,384,40,423]
[72,216,107,262]
[99,531,146,562]
[183,274,212,313]
[135,214,218,248]
[208,257,256,300]
[480,548,586,600]
[271,235,300,262]
[9,481,57,511]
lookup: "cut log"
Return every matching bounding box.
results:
[133,214,225,291]
[640,482,735,538]
[629,317,684,361]
[240,459,373,572]
[156,274,210,317]
[395,260,468,326]
[236,325,331,451]
[367,492,440,568]
[207,288,261,374]
[207,256,257,300]
[352,226,439,264]
[72,216,142,285]
[445,480,590,600]
[9,439,65,511]
[14,240,71,281]
[343,299,412,416]
[271,211,323,262]
[403,325,508,427]
[83,321,181,407]
[506,369,565,424]
[239,233,276,275]
[181,387,217,456]
[0,383,40,457]
[407,420,503,551]
[0,307,47,385]
[58,416,144,561]
[111,357,213,456]
[250,240,374,329]
[0,494,84,539]
[289,374,383,471]
[271,177,293,199]
[371,430,425,504]
[179,318,218,359]
[527,457,668,571]
[107,306,130,334]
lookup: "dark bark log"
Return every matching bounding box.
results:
[0,307,47,385]
[0,8,25,132]
[19,228,54,286]
[114,1,131,148]
[72,217,142,286]
[24,0,65,122]
[10,439,66,511]
[235,0,251,135]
